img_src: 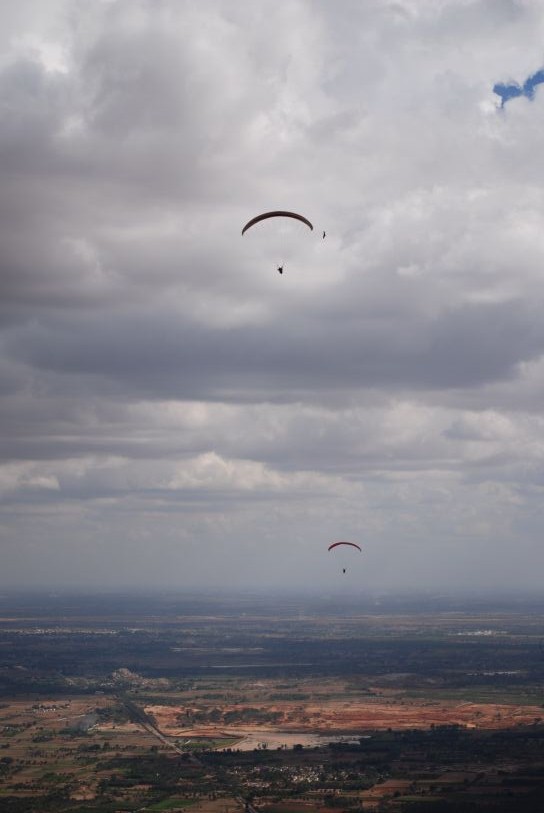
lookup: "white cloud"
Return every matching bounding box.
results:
[0,463,60,494]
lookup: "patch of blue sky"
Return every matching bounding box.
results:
[494,68,544,107]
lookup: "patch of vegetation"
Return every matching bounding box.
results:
[146,799,195,811]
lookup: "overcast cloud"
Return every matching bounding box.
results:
[2,0,544,592]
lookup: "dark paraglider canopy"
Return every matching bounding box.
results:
[327,541,362,552]
[328,541,362,575]
[241,211,314,236]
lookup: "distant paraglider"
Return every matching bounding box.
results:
[328,541,362,574]
[242,211,314,275]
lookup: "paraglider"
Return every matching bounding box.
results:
[241,211,314,275]
[328,541,362,574]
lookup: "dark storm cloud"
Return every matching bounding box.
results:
[5,294,544,403]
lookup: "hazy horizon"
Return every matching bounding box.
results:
[2,584,544,605]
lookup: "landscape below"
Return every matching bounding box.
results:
[1,591,544,812]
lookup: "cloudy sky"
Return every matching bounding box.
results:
[2,0,544,592]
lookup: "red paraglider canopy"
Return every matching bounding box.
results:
[327,541,362,552]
